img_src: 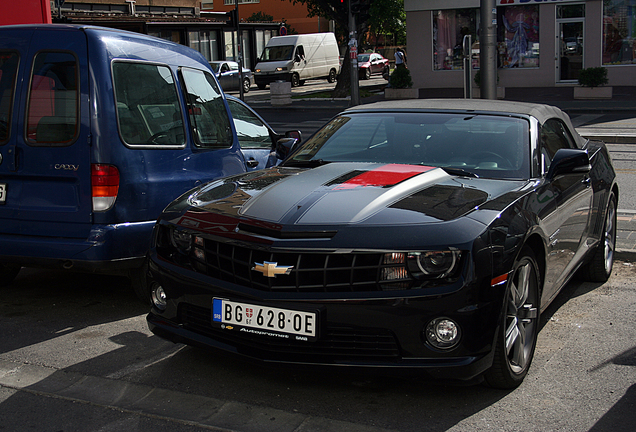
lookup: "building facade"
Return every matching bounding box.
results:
[54,0,330,70]
[405,0,636,90]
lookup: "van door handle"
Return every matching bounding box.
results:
[6,145,17,171]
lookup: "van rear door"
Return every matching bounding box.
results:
[0,27,92,240]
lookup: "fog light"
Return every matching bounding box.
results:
[151,284,167,311]
[425,318,460,349]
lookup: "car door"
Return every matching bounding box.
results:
[226,97,276,172]
[540,118,593,302]
[0,27,92,240]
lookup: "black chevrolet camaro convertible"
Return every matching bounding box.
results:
[146,99,618,388]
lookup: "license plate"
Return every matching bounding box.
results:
[213,298,317,341]
[0,183,5,204]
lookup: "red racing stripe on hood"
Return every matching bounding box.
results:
[334,164,435,190]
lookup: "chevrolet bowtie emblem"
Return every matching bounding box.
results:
[253,261,293,278]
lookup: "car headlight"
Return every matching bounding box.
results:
[407,250,462,279]
[171,229,192,253]
[380,250,463,289]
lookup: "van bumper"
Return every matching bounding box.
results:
[0,221,156,273]
[254,73,292,86]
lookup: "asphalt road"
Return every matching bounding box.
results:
[1,260,636,431]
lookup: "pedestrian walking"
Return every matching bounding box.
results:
[395,47,407,69]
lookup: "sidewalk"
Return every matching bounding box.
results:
[245,83,636,261]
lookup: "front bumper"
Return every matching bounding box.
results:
[146,255,501,382]
[254,73,292,86]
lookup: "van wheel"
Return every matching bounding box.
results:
[257,83,266,90]
[243,78,251,93]
[130,260,151,304]
[0,263,21,287]
[328,69,337,83]
[291,73,300,87]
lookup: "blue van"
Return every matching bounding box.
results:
[0,24,248,299]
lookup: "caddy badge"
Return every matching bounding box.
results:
[253,261,293,278]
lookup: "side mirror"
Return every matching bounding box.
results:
[295,54,301,63]
[285,130,302,144]
[276,137,299,160]
[546,148,591,180]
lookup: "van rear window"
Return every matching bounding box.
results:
[26,51,79,146]
[0,51,19,144]
[113,62,185,147]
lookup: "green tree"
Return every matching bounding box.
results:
[369,0,406,46]
[246,12,274,22]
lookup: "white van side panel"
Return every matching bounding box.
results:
[254,33,339,84]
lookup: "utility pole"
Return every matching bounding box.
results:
[479,0,497,100]
[235,1,244,101]
[349,0,360,106]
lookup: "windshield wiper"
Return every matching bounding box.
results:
[283,159,330,168]
[440,167,479,178]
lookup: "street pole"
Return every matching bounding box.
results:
[479,0,497,100]
[349,1,360,106]
[236,1,244,101]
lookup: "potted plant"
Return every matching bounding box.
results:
[574,67,612,99]
[385,67,418,99]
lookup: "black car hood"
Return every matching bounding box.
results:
[179,163,528,227]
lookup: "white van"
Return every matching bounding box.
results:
[254,33,340,89]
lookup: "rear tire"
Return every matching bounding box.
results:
[485,246,540,389]
[0,263,21,287]
[327,69,337,83]
[582,192,617,282]
[242,78,251,93]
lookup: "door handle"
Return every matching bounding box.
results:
[246,158,259,168]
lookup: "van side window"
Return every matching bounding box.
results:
[180,67,232,149]
[113,62,185,146]
[295,45,305,62]
[26,51,78,146]
[0,51,19,144]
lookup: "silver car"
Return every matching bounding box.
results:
[210,61,253,93]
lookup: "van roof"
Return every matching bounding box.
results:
[0,24,210,69]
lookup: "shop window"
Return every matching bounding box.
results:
[433,9,478,70]
[603,0,636,65]
[498,5,540,68]
[433,6,539,71]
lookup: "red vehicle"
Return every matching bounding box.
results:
[357,52,389,80]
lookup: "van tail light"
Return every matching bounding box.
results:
[91,164,119,211]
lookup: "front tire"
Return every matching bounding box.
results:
[291,73,300,87]
[582,192,617,282]
[485,247,540,389]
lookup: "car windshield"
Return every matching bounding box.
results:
[285,112,531,179]
[260,45,294,61]
[209,62,221,72]
[358,54,370,62]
